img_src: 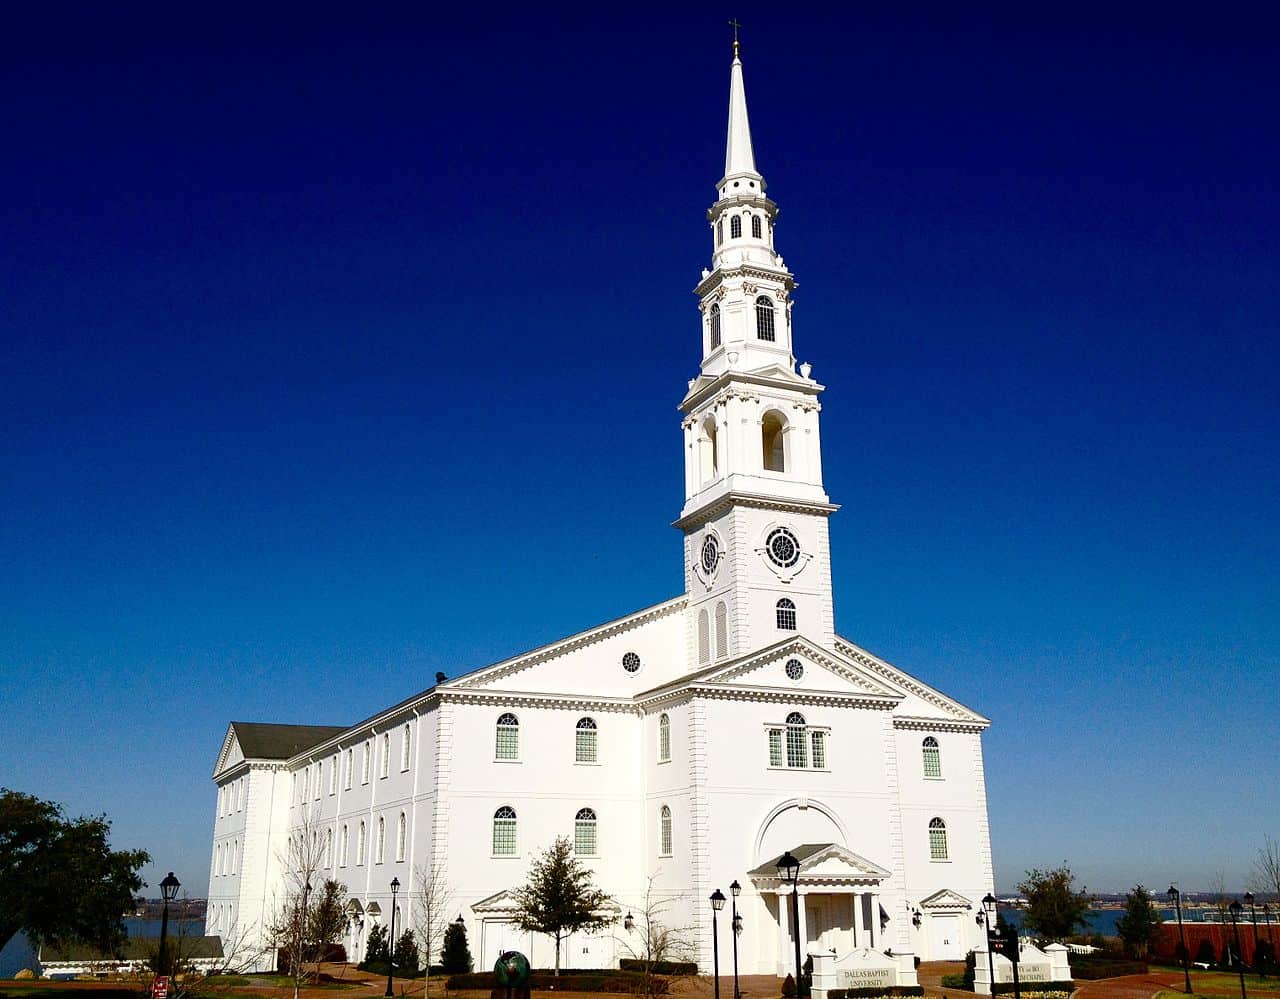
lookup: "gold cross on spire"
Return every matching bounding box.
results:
[728,18,741,56]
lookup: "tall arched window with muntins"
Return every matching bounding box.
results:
[762,411,786,472]
[381,733,390,778]
[697,609,710,664]
[714,601,728,659]
[402,723,412,771]
[786,711,808,768]
[751,215,762,239]
[323,829,332,868]
[658,713,671,762]
[575,717,598,763]
[493,806,517,856]
[659,805,673,856]
[709,304,721,350]
[574,807,598,856]
[357,821,366,864]
[396,812,407,861]
[755,296,776,341]
[340,824,349,866]
[922,737,942,778]
[716,218,723,245]
[730,215,742,239]
[496,713,519,760]
[928,817,948,860]
[776,597,796,630]
[375,816,385,864]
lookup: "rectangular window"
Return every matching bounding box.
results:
[811,731,826,770]
[930,826,948,861]
[575,820,596,857]
[493,818,517,856]
[496,725,518,760]
[659,724,671,763]
[768,729,783,767]
[923,746,942,778]
[575,728,598,763]
[786,726,808,769]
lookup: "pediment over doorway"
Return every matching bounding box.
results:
[748,843,892,887]
[919,888,973,910]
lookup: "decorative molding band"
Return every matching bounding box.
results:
[892,715,989,734]
[702,637,899,698]
[439,689,640,713]
[674,492,839,532]
[834,636,990,727]
[689,684,898,710]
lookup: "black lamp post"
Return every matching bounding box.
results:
[385,877,400,998]
[624,912,635,933]
[711,889,726,999]
[1168,885,1192,994]
[730,881,742,999]
[778,852,802,994]
[981,894,998,998]
[1230,900,1247,999]
[1265,905,1276,971]
[158,872,180,978]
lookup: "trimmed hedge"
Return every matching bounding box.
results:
[1069,956,1147,980]
[445,969,667,993]
[618,959,698,975]
[825,988,924,999]
[990,983,1074,996]
[940,974,968,988]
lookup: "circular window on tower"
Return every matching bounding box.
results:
[700,534,721,575]
[785,658,804,682]
[622,652,641,674]
[766,527,801,568]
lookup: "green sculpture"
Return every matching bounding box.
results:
[493,950,531,989]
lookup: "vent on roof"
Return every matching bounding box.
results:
[435,671,447,684]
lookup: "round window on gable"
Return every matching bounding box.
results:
[785,658,804,681]
[766,527,801,568]
[622,652,641,674]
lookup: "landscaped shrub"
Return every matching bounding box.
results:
[823,987,924,999]
[963,949,976,989]
[1069,955,1147,979]
[1195,939,1216,965]
[619,959,698,975]
[783,972,797,997]
[940,974,968,988]
[989,984,1073,997]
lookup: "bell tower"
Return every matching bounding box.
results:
[676,41,838,666]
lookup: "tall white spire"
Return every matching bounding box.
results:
[724,41,758,178]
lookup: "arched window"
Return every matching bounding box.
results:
[322,829,331,868]
[357,821,367,865]
[714,600,728,659]
[329,756,337,794]
[922,737,942,778]
[929,817,949,860]
[575,717,598,763]
[751,215,762,239]
[699,416,719,483]
[786,712,808,768]
[698,609,711,664]
[755,296,776,341]
[340,824,349,867]
[762,411,786,472]
[716,218,723,245]
[215,844,222,876]
[709,304,721,349]
[402,723,412,771]
[362,740,371,784]
[375,817,385,864]
[233,840,239,874]
[659,805,673,856]
[496,713,519,760]
[381,733,390,778]
[575,807,598,856]
[658,713,671,762]
[776,597,797,630]
[345,747,353,789]
[731,215,742,239]
[396,812,407,862]
[493,806,517,856]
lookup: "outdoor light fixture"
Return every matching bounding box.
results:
[777,852,802,993]
[157,872,181,979]
[1229,901,1247,999]
[385,877,400,998]
[729,881,743,999]
[1168,885,1192,994]
[710,889,726,999]
[912,908,922,928]
[624,912,635,933]
[981,894,998,998]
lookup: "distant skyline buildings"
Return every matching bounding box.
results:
[1,7,1276,898]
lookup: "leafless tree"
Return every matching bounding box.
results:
[413,856,455,998]
[135,895,268,999]
[1209,870,1232,920]
[266,806,327,999]
[1250,835,1280,901]
[615,875,698,999]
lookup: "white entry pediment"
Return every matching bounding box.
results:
[749,842,893,886]
[919,888,973,911]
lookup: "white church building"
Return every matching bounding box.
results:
[208,44,996,977]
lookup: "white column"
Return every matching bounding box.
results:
[777,890,791,976]
[869,892,880,948]
[797,889,809,956]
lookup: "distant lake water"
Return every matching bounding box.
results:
[1003,908,1181,937]
[0,917,205,979]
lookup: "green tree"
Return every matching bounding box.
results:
[308,880,348,959]
[393,928,420,974]
[511,836,616,976]
[440,919,472,974]
[0,788,150,954]
[1115,884,1161,958]
[1015,864,1093,941]
[366,923,390,965]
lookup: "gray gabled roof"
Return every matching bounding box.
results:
[231,721,348,760]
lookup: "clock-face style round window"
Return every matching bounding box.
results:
[700,535,720,574]
[622,652,641,673]
[766,527,800,568]
[785,658,804,681]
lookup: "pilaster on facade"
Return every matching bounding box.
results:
[687,697,713,967]
[881,713,910,950]
[971,734,995,892]
[430,701,454,900]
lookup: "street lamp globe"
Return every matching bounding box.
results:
[730,880,741,898]
[624,913,634,933]
[982,894,997,920]
[777,851,800,884]
[711,889,726,911]
[1167,885,1179,903]
[161,873,181,903]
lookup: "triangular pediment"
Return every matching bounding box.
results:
[919,888,973,910]
[473,889,518,913]
[834,635,990,728]
[748,843,892,884]
[212,724,244,779]
[694,636,901,703]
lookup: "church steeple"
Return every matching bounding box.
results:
[724,43,758,181]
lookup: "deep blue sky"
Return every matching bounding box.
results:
[2,4,1277,898]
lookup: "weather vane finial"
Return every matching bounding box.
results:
[728,18,741,57]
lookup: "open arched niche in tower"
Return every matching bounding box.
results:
[755,799,846,865]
